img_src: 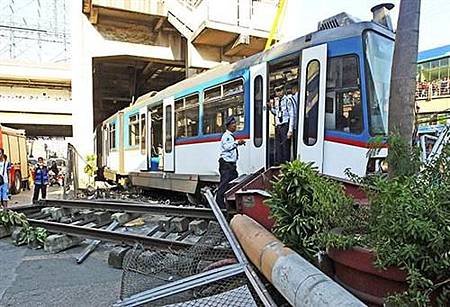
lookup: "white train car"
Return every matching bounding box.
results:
[96,11,394,194]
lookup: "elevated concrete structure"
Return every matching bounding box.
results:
[73,0,276,156]
[0,62,72,137]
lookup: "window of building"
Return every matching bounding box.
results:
[303,60,320,146]
[175,94,199,138]
[128,114,139,147]
[203,79,245,135]
[165,105,172,153]
[109,122,116,150]
[325,55,363,134]
[140,113,146,154]
[253,76,263,147]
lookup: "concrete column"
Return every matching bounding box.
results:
[71,1,94,157]
[231,214,366,307]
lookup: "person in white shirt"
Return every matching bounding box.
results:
[268,86,296,164]
[0,148,9,208]
[216,116,245,208]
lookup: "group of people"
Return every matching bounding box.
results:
[416,77,450,99]
[0,148,52,208]
[216,86,298,208]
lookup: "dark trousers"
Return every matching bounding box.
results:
[216,159,238,209]
[275,123,291,165]
[33,184,47,202]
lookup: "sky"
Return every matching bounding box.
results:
[281,0,450,51]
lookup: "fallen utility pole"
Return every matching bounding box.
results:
[76,220,120,264]
[27,219,193,250]
[231,214,366,306]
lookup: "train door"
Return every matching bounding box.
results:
[139,107,147,170]
[146,107,152,170]
[297,44,327,171]
[250,63,267,169]
[163,97,175,172]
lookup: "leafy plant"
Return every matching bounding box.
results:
[15,226,48,247]
[266,160,356,262]
[267,135,449,306]
[0,209,48,247]
[84,154,97,186]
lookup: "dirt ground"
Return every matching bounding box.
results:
[6,185,63,207]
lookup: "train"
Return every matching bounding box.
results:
[95,8,395,195]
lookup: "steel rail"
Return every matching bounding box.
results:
[27,219,193,250]
[42,199,220,219]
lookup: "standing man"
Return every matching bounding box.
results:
[216,116,245,209]
[33,157,49,203]
[288,84,299,159]
[269,86,296,164]
[0,149,8,208]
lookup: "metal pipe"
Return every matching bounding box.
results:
[203,188,276,307]
[114,263,245,307]
[230,214,366,307]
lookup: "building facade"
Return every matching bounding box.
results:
[416,44,450,123]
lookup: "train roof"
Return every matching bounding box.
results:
[104,16,394,123]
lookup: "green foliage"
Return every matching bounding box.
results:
[265,160,356,262]
[0,209,48,247]
[84,154,97,178]
[0,209,29,228]
[15,226,48,246]
[267,134,450,306]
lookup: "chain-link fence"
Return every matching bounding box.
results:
[118,222,262,306]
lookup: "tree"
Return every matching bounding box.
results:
[388,0,421,144]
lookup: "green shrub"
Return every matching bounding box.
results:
[266,160,356,262]
[267,136,450,306]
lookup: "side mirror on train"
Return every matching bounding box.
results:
[371,3,394,31]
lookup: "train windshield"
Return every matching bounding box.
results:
[364,31,394,135]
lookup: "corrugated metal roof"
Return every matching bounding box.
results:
[418,45,450,63]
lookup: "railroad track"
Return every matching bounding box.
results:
[10,198,231,251]
[40,199,221,220]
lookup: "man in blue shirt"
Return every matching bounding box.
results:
[33,157,49,203]
[216,116,245,208]
[269,86,296,164]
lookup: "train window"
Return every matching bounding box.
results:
[325,55,362,134]
[303,60,320,146]
[109,122,116,150]
[128,114,139,147]
[165,105,172,153]
[140,113,146,154]
[175,94,199,138]
[203,79,245,135]
[253,76,263,147]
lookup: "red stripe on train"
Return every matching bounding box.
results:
[176,135,379,148]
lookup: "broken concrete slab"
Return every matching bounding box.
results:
[79,209,95,222]
[44,234,82,253]
[189,220,207,236]
[158,216,173,232]
[111,212,131,225]
[0,225,12,238]
[108,246,131,269]
[93,211,111,227]
[50,208,71,221]
[10,227,23,242]
[170,217,189,233]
